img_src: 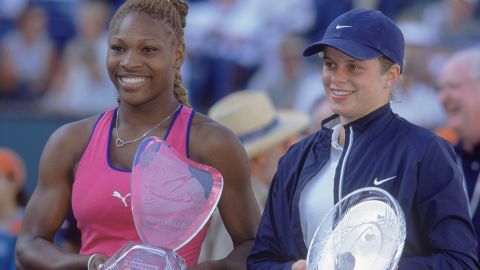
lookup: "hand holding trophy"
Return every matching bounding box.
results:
[101,136,223,270]
[306,187,406,270]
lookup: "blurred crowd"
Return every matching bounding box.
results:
[0,0,478,126]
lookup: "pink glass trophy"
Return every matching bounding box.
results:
[101,136,223,270]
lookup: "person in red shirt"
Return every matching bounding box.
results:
[0,147,28,270]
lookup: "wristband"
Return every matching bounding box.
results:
[87,254,101,270]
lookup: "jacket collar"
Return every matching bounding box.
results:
[321,103,394,134]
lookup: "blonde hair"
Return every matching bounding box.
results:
[379,56,401,101]
[379,56,394,74]
[109,0,190,106]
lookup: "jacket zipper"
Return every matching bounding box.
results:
[338,126,354,201]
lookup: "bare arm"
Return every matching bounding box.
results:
[189,116,261,270]
[15,119,106,270]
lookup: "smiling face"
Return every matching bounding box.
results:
[438,52,480,148]
[321,47,400,124]
[107,12,184,106]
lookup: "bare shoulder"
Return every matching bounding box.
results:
[42,115,100,172]
[187,112,260,248]
[188,112,245,165]
[53,116,96,140]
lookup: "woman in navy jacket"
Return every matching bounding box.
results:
[247,8,479,270]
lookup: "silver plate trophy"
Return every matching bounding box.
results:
[307,187,406,270]
[101,136,224,270]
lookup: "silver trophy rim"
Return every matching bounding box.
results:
[306,186,406,270]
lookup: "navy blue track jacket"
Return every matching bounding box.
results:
[247,104,479,270]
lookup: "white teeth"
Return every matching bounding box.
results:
[120,77,145,84]
[332,89,353,96]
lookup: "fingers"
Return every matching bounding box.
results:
[92,254,108,270]
[292,259,307,270]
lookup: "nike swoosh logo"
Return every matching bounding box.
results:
[373,176,397,185]
[336,25,352,29]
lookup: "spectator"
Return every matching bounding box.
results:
[201,90,309,261]
[422,0,480,50]
[43,1,116,115]
[390,20,446,129]
[184,0,315,113]
[0,148,28,270]
[308,94,333,134]
[0,4,57,100]
[248,36,323,112]
[438,47,480,258]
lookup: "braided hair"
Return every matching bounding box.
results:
[109,0,190,106]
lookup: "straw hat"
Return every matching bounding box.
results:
[208,90,310,158]
[0,147,26,186]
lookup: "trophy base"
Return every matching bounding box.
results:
[100,241,186,270]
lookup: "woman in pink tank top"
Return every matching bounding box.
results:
[16,1,261,270]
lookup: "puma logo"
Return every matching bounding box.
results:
[112,191,131,207]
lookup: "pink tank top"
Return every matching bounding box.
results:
[72,105,208,266]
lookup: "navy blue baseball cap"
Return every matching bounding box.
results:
[303,8,405,70]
